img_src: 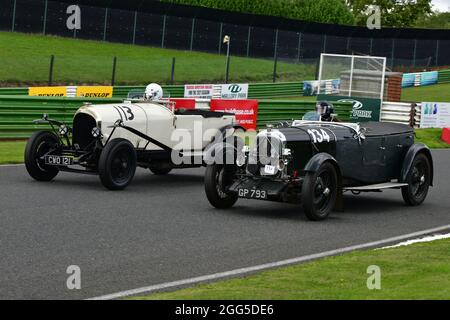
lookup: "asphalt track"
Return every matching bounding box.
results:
[0,150,449,300]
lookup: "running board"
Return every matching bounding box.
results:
[344,182,408,192]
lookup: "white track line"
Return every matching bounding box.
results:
[88,224,450,300]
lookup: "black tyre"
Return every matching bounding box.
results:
[302,162,338,221]
[205,164,238,209]
[98,139,137,190]
[25,131,60,181]
[402,153,431,206]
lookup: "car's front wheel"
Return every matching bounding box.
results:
[301,162,338,221]
[402,153,431,206]
[25,131,60,181]
[204,164,238,209]
[98,139,137,190]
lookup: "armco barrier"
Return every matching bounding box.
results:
[0,95,345,139]
[380,102,416,126]
[0,96,121,139]
[257,100,352,128]
[438,69,450,84]
[0,82,304,100]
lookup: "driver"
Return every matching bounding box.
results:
[316,101,340,122]
[144,83,164,101]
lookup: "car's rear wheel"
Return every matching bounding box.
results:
[98,138,137,190]
[205,164,238,209]
[302,162,338,221]
[402,153,431,206]
[25,131,60,181]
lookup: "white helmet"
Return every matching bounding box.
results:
[144,83,163,101]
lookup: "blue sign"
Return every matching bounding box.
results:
[420,71,438,86]
[402,73,416,88]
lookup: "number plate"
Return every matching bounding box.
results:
[264,165,276,175]
[44,155,74,166]
[238,188,268,200]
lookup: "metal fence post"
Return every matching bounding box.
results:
[103,8,109,41]
[346,37,351,54]
[132,11,138,45]
[435,40,439,66]
[111,56,117,86]
[161,15,167,48]
[48,55,54,86]
[170,57,176,85]
[273,29,279,83]
[43,0,48,35]
[190,18,195,51]
[322,35,327,53]
[218,22,223,55]
[297,33,302,62]
[391,39,395,69]
[11,0,17,32]
[246,26,252,57]
[413,39,417,68]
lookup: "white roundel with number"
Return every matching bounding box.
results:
[307,128,332,143]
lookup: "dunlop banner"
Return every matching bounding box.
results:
[76,86,113,98]
[28,87,67,97]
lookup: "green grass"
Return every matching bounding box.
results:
[0,31,315,86]
[401,83,450,102]
[415,128,450,149]
[0,140,26,164]
[133,238,450,300]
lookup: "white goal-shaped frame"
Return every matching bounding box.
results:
[317,53,387,101]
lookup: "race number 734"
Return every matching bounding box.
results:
[307,129,331,143]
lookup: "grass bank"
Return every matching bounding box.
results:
[0,31,314,86]
[133,238,450,300]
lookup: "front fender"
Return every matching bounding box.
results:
[304,153,338,173]
[401,143,434,186]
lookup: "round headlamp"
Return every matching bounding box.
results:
[91,127,102,138]
[277,159,286,171]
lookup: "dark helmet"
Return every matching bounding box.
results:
[316,101,334,120]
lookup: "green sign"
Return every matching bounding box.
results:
[317,94,381,122]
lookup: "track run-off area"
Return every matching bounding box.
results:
[0,149,449,299]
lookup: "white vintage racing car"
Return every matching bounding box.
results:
[25,84,241,190]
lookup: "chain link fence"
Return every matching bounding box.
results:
[0,0,449,85]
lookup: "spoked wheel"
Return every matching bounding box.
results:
[98,139,137,190]
[204,164,238,209]
[302,162,338,221]
[402,153,431,206]
[25,131,60,181]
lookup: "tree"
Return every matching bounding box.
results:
[162,0,356,25]
[347,0,433,28]
[415,11,450,29]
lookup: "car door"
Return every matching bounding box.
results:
[361,135,388,183]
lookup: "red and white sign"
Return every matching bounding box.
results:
[184,84,214,99]
[210,99,258,131]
